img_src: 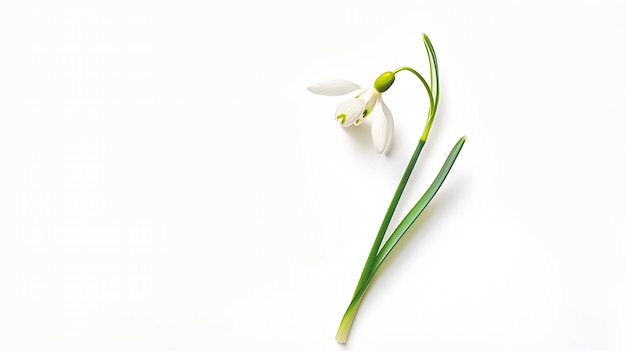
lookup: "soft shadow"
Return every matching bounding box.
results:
[342,119,374,150]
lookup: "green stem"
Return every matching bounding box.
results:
[350,139,425,300]
[341,138,425,341]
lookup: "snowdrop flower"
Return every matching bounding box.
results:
[308,72,396,154]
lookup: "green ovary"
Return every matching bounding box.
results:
[374,71,395,93]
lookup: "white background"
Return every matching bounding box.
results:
[1,0,625,350]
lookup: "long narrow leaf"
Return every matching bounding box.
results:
[423,34,440,113]
[346,135,466,308]
[373,135,466,270]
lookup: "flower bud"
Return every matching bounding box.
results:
[374,71,395,93]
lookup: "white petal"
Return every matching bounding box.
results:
[307,79,362,96]
[335,98,365,127]
[370,100,394,154]
[362,90,380,119]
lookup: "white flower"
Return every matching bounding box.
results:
[308,76,395,154]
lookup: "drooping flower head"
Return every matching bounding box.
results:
[308,72,396,154]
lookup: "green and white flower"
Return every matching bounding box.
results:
[307,75,395,154]
[305,35,467,345]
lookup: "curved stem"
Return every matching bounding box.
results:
[393,67,436,142]
[393,66,434,115]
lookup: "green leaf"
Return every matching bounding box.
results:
[373,135,466,271]
[423,33,440,113]
[347,135,466,305]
